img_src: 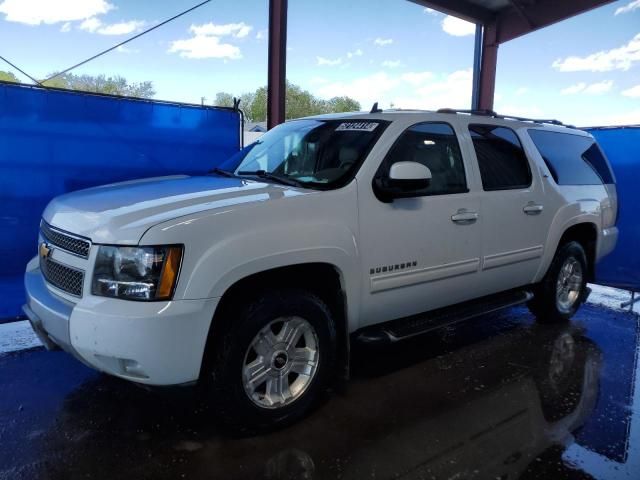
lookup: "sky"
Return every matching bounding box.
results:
[0,0,638,126]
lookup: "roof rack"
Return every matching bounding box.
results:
[436,108,576,129]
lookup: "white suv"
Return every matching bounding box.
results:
[24,109,618,430]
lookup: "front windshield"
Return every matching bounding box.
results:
[218,119,388,189]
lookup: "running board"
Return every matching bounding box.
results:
[355,289,534,345]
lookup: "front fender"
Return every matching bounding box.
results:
[139,185,361,329]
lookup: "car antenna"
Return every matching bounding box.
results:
[370,102,383,114]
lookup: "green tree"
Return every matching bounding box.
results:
[214,92,234,108]
[249,86,268,122]
[214,82,360,123]
[327,96,361,113]
[42,73,155,98]
[0,70,20,83]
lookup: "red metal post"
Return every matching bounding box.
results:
[478,21,498,111]
[267,0,288,130]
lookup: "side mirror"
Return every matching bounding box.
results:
[374,161,431,202]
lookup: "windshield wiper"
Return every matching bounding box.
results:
[208,167,236,178]
[236,170,304,188]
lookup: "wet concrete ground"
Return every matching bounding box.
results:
[1,303,639,480]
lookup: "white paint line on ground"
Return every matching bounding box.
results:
[0,320,42,355]
[588,284,639,314]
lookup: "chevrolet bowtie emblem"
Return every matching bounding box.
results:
[39,242,52,259]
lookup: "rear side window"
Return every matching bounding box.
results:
[379,122,467,196]
[468,125,532,191]
[528,129,614,185]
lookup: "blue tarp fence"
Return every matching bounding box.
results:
[588,126,640,292]
[0,82,240,319]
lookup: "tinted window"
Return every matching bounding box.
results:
[469,125,532,191]
[379,122,467,196]
[528,129,614,185]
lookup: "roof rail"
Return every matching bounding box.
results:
[436,108,575,129]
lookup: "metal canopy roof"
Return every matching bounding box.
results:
[411,0,614,43]
[266,0,615,128]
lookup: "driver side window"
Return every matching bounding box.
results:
[380,122,468,196]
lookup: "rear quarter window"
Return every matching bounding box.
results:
[528,129,614,185]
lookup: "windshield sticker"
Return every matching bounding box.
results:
[336,122,379,132]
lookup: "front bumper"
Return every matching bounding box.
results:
[23,260,219,386]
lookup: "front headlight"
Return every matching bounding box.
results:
[92,245,183,301]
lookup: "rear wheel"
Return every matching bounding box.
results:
[206,289,337,432]
[528,241,588,323]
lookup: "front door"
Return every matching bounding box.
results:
[357,121,483,327]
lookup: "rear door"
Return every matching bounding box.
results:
[463,122,553,293]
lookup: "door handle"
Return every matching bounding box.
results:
[523,203,544,215]
[451,209,479,225]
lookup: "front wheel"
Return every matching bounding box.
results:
[528,241,588,323]
[206,289,337,432]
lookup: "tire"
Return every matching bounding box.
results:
[528,241,588,323]
[206,289,337,433]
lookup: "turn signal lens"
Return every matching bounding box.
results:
[157,246,182,299]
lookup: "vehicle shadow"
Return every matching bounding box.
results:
[35,308,603,480]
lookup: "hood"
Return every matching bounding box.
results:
[43,175,311,244]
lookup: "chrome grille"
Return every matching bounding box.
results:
[41,222,91,258]
[40,256,84,297]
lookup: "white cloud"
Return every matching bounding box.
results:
[169,36,241,60]
[585,80,614,94]
[0,0,143,36]
[423,7,438,15]
[560,83,586,95]
[622,84,640,98]
[381,60,403,68]
[317,56,342,66]
[578,109,640,126]
[79,16,101,32]
[97,20,145,35]
[374,37,393,46]
[78,16,145,35]
[397,69,473,110]
[190,22,252,38]
[401,71,434,86]
[553,33,640,72]
[515,87,529,96]
[441,15,475,37]
[560,80,613,95]
[316,72,401,107]
[116,45,139,54]
[0,0,113,25]
[316,48,362,66]
[560,82,587,95]
[256,28,267,40]
[615,0,640,15]
[312,68,473,113]
[168,22,251,60]
[309,76,328,86]
[494,103,544,119]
